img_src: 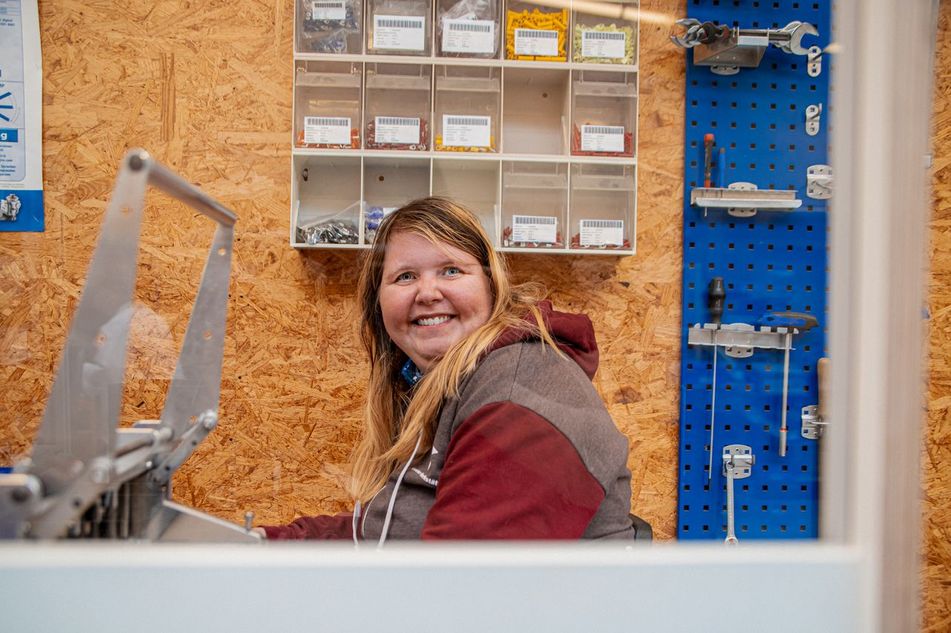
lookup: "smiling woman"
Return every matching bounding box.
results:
[378,231,493,372]
[257,197,638,542]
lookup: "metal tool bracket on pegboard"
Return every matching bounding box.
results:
[674,0,831,542]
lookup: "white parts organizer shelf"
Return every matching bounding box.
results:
[292,0,640,255]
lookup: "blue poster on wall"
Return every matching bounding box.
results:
[0,0,43,232]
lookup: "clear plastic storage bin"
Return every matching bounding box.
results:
[362,156,431,242]
[294,155,363,245]
[294,61,363,149]
[504,0,568,61]
[432,158,500,239]
[367,0,432,56]
[434,66,500,152]
[568,163,635,251]
[500,161,568,249]
[364,63,433,151]
[296,0,363,54]
[502,68,570,155]
[571,70,636,157]
[571,1,638,65]
[436,0,501,58]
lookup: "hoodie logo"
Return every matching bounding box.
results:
[412,467,438,487]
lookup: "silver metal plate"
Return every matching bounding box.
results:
[807,164,833,199]
[807,45,822,77]
[722,444,755,479]
[801,405,820,440]
[805,104,822,136]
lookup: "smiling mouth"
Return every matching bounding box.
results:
[414,315,453,326]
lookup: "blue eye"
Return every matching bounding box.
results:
[443,266,462,276]
[395,271,415,282]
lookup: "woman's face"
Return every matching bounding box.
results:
[378,231,493,372]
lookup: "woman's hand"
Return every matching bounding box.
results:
[251,527,267,539]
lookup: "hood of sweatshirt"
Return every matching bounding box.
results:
[489,301,600,379]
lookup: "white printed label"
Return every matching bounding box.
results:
[374,116,420,145]
[580,219,624,247]
[442,19,496,54]
[373,15,426,51]
[303,116,351,145]
[512,215,557,243]
[580,30,626,59]
[514,28,558,57]
[442,115,490,148]
[312,0,346,21]
[581,125,625,153]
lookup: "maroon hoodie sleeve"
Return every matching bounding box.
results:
[421,401,606,539]
[260,513,353,540]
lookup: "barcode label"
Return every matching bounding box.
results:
[581,29,627,59]
[580,219,624,247]
[303,116,351,145]
[449,21,492,33]
[373,14,425,51]
[312,0,346,20]
[443,115,491,148]
[581,125,625,153]
[514,28,558,57]
[377,18,421,28]
[443,18,496,53]
[518,29,557,38]
[374,116,420,144]
[446,116,488,126]
[512,215,557,243]
[378,117,418,125]
[586,31,625,40]
[514,215,556,224]
[306,117,349,127]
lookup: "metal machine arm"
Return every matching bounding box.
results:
[0,149,258,542]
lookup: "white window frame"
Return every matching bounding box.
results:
[0,2,939,632]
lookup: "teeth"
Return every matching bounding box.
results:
[416,315,451,326]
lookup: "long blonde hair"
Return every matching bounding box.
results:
[350,197,557,502]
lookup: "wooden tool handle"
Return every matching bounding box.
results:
[817,357,830,422]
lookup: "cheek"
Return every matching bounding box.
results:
[473,280,494,320]
[378,289,406,333]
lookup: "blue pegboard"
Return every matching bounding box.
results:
[677,0,830,541]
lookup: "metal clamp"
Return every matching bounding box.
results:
[807,164,833,199]
[801,404,828,440]
[805,104,822,136]
[722,445,755,546]
[807,46,823,77]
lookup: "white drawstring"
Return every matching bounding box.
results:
[377,433,423,549]
[351,500,362,549]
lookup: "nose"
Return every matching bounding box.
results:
[415,273,444,304]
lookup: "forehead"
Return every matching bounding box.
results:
[381,231,481,270]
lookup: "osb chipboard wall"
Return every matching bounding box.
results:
[0,0,686,538]
[925,1,951,629]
